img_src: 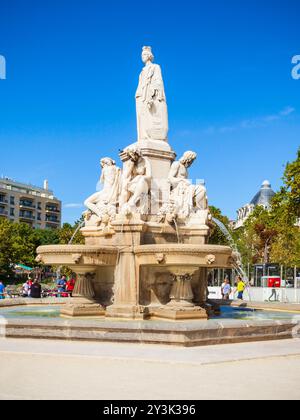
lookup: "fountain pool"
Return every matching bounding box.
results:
[0,303,299,347]
[0,304,298,322]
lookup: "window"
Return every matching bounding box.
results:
[10,196,15,205]
[10,208,14,217]
[19,199,35,208]
[0,194,7,203]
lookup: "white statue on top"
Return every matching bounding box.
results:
[168,151,208,219]
[84,158,121,222]
[136,46,168,142]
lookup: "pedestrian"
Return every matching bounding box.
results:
[66,277,76,297]
[222,279,232,300]
[0,281,6,300]
[237,276,246,300]
[30,280,42,299]
[268,288,278,302]
[221,276,228,299]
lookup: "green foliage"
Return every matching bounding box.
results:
[0,219,84,281]
[58,222,84,245]
[235,148,300,267]
[283,148,300,218]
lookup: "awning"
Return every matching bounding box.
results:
[14,264,33,272]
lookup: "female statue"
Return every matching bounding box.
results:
[136,46,168,142]
[84,158,121,219]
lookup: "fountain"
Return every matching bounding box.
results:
[212,217,248,281]
[36,46,236,321]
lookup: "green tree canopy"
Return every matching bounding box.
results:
[235,148,300,267]
[0,218,84,281]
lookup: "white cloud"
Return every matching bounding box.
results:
[64,203,84,209]
[279,106,295,116]
[203,106,296,135]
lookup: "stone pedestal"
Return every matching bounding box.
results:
[61,269,105,318]
[106,217,146,320]
[122,140,176,215]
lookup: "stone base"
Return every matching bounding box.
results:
[105,305,148,320]
[151,306,208,321]
[60,299,105,318]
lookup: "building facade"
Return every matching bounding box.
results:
[0,178,61,229]
[235,180,275,229]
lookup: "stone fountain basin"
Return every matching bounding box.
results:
[36,245,118,268]
[37,244,233,269]
[134,244,233,268]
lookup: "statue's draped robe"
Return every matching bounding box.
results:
[136,63,168,142]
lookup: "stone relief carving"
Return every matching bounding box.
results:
[152,273,173,305]
[72,254,82,264]
[136,46,168,142]
[206,254,216,265]
[155,253,165,264]
[35,254,43,263]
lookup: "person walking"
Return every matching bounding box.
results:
[0,281,6,300]
[237,276,246,300]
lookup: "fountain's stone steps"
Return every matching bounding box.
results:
[1,317,297,347]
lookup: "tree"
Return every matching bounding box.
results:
[0,219,15,278]
[0,218,84,281]
[57,222,84,245]
[283,148,300,218]
[235,148,300,267]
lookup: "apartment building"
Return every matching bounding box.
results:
[0,178,61,229]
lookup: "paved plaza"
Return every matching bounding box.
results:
[0,338,299,400]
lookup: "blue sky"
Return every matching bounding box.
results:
[0,0,299,222]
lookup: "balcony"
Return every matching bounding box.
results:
[19,203,36,210]
[45,217,60,224]
[45,203,60,213]
[0,210,8,216]
[19,213,35,221]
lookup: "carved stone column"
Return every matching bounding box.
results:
[60,268,105,318]
[168,272,195,308]
[151,266,208,321]
[106,248,145,320]
[73,272,96,300]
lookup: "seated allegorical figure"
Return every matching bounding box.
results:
[119,146,152,215]
[168,151,208,219]
[84,157,121,221]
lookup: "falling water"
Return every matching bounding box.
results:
[54,221,86,280]
[68,221,85,245]
[212,217,248,281]
[173,218,181,244]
